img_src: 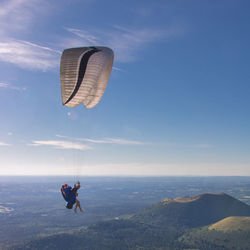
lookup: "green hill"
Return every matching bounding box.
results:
[179,216,250,249]
[208,216,250,232]
[131,193,250,228]
[8,193,250,250]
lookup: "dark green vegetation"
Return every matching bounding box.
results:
[132,193,250,228]
[8,192,250,250]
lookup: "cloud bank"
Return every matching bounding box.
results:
[0,142,10,146]
[29,140,91,151]
[0,40,60,71]
[0,0,183,71]
[64,25,180,63]
[0,82,26,91]
[56,134,145,145]
[0,0,59,71]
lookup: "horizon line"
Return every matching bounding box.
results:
[0,175,249,177]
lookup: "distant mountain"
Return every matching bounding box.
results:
[8,193,250,250]
[131,193,250,228]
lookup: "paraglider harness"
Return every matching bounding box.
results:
[61,184,78,209]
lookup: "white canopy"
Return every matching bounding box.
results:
[60,46,114,108]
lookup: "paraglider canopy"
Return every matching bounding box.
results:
[60,46,114,108]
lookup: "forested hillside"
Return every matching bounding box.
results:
[9,193,250,250]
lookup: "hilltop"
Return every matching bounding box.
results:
[8,193,250,250]
[180,216,250,249]
[208,216,250,232]
[131,193,250,228]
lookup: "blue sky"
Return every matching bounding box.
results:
[0,0,250,176]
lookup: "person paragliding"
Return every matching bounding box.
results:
[59,46,114,211]
[61,181,83,213]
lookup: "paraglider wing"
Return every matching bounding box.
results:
[60,46,114,108]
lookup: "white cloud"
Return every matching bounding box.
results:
[0,39,60,71]
[0,82,26,91]
[64,24,182,63]
[113,66,125,72]
[56,134,145,145]
[81,138,144,145]
[0,142,10,146]
[65,28,99,44]
[0,0,48,36]
[0,0,60,71]
[29,140,92,151]
[0,1,183,70]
